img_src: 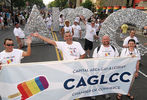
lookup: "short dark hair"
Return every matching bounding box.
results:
[60,14,63,18]
[128,39,136,44]
[4,38,13,44]
[87,18,91,22]
[130,29,135,32]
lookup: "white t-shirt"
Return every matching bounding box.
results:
[120,48,140,60]
[59,17,64,26]
[55,41,85,60]
[92,45,119,58]
[72,24,81,38]
[85,24,96,42]
[13,27,25,38]
[45,17,52,26]
[0,17,3,22]
[64,26,73,34]
[0,49,24,65]
[95,23,100,32]
[123,36,139,46]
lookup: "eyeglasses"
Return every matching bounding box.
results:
[6,44,14,46]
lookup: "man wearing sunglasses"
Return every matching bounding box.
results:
[0,37,32,70]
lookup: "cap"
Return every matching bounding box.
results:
[65,20,69,23]
[64,20,70,25]
[74,20,79,23]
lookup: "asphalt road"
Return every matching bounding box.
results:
[0,26,147,100]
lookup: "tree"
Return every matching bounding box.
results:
[68,0,76,8]
[126,0,130,8]
[97,0,105,14]
[26,0,45,8]
[13,0,25,10]
[131,0,135,7]
[80,0,95,11]
[48,1,56,7]
[48,0,68,10]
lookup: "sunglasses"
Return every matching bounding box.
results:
[130,53,133,55]
[6,44,14,46]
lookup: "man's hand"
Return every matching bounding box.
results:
[25,36,32,44]
[94,35,99,40]
[80,15,85,21]
[30,32,40,37]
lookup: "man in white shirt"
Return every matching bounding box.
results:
[93,35,119,58]
[0,37,32,70]
[80,16,98,57]
[72,20,82,40]
[13,23,25,49]
[92,35,119,100]
[31,32,85,60]
[123,30,139,48]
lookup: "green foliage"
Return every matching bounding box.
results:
[11,0,45,9]
[26,0,45,8]
[48,1,56,7]
[80,0,95,11]
[48,0,68,10]
[99,0,105,7]
[12,0,25,9]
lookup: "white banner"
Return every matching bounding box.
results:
[0,57,137,100]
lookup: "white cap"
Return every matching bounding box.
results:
[74,20,79,23]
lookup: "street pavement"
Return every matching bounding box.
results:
[0,25,147,100]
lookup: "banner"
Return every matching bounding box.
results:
[0,57,137,100]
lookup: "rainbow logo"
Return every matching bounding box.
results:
[17,76,49,99]
[105,53,110,56]
[7,59,13,64]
